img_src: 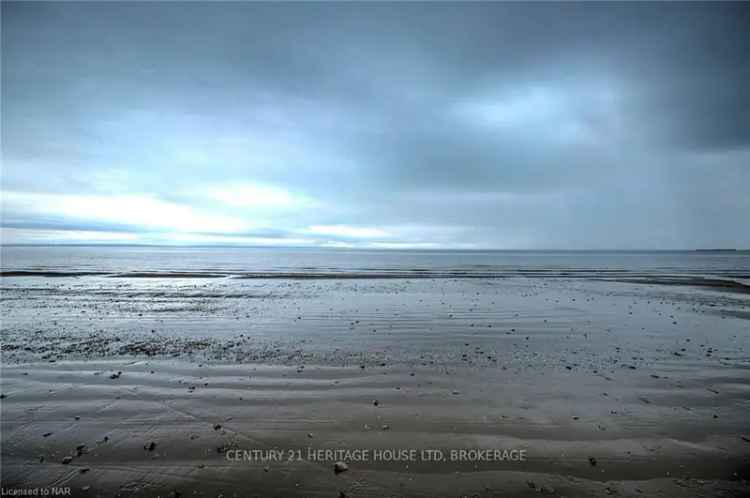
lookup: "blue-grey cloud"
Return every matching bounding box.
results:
[2,2,749,248]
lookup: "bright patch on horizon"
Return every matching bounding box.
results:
[2,192,253,234]
[0,228,140,244]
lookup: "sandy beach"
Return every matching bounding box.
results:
[2,275,749,497]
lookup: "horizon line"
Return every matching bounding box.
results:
[0,243,746,253]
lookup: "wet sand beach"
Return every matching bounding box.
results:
[2,275,750,497]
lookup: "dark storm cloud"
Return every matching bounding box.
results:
[1,2,748,248]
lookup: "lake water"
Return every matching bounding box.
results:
[1,246,749,282]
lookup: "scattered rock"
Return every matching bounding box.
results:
[144,441,156,451]
[372,400,379,407]
[334,461,349,474]
[588,456,597,467]
[213,423,222,431]
[62,456,73,464]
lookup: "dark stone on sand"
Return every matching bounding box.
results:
[334,461,349,474]
[741,435,750,443]
[42,432,53,438]
[79,467,90,473]
[62,456,73,464]
[213,423,222,430]
[373,400,379,406]
[144,441,156,451]
[589,456,597,466]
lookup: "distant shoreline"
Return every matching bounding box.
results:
[694,249,738,252]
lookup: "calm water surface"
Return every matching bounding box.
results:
[1,246,749,280]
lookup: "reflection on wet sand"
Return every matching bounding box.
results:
[2,277,749,497]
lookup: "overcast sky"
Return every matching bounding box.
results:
[2,2,749,249]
